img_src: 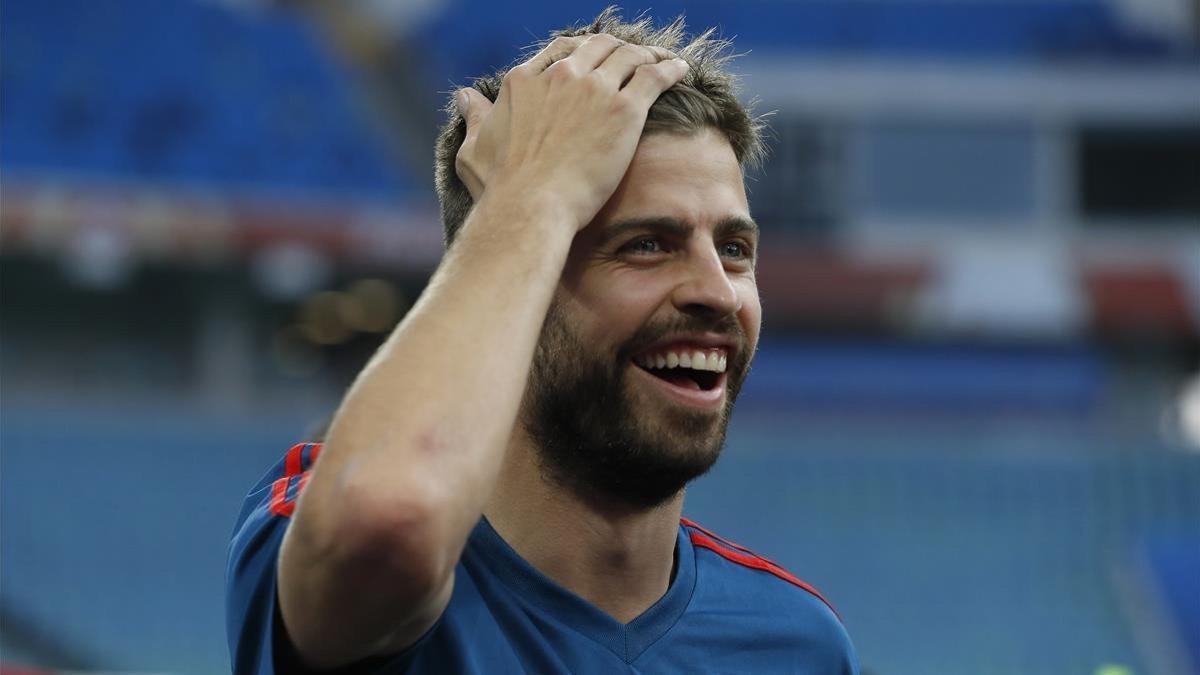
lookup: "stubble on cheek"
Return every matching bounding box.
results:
[519,297,755,508]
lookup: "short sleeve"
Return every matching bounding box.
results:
[225,443,322,675]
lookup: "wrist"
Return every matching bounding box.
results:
[451,181,578,273]
[482,170,594,233]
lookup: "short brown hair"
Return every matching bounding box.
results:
[433,6,767,246]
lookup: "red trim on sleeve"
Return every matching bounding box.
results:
[284,443,306,478]
[687,529,842,622]
[269,476,296,517]
[269,442,324,518]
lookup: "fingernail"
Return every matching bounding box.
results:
[455,90,469,116]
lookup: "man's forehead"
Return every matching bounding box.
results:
[595,130,751,231]
[630,128,742,178]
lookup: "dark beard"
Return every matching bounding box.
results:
[520,301,752,510]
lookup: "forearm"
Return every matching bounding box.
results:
[279,187,575,663]
[312,188,573,542]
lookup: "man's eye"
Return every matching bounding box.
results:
[626,238,662,254]
[720,241,750,259]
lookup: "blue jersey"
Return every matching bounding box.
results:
[227,444,859,674]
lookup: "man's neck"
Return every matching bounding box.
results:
[484,436,683,625]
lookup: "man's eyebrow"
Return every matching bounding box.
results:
[600,217,690,242]
[600,216,759,242]
[714,216,759,240]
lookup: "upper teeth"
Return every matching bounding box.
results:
[635,348,727,373]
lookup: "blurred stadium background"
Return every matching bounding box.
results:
[2,0,1198,673]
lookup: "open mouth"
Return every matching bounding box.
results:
[635,363,720,391]
[631,347,728,394]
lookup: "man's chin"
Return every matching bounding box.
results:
[627,407,728,460]
[528,397,728,510]
[576,432,723,510]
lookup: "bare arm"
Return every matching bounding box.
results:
[275,34,690,669]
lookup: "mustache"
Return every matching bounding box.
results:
[616,313,748,365]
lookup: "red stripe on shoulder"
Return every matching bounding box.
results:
[686,526,841,622]
[680,517,756,555]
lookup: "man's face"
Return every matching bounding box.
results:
[522,129,762,509]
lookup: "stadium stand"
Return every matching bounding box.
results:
[2,0,412,197]
[412,0,1192,88]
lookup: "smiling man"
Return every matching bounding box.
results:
[227,9,858,674]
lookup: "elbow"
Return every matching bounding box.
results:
[276,452,459,666]
[331,476,457,596]
[293,426,468,600]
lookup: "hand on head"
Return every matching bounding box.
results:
[454,34,687,230]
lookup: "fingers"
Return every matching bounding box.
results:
[454,88,496,200]
[593,44,676,89]
[519,35,585,73]
[620,58,689,107]
[514,33,682,93]
[559,33,626,73]
[456,88,491,131]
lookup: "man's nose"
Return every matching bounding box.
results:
[670,247,742,318]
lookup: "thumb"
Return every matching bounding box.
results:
[456,88,492,128]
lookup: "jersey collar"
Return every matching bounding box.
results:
[471,516,697,663]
